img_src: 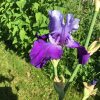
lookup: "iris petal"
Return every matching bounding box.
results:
[66,14,74,26]
[48,10,63,33]
[92,80,97,85]
[29,39,63,68]
[65,14,80,33]
[77,46,90,64]
[72,18,80,30]
[66,35,80,48]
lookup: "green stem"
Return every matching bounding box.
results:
[65,11,98,86]
[82,97,87,100]
[64,64,81,93]
[69,64,81,83]
[51,60,59,78]
[64,10,99,97]
[85,11,98,49]
[64,8,99,100]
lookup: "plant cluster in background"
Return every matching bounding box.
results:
[0,0,70,55]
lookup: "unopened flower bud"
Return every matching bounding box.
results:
[88,39,100,55]
[82,81,98,100]
[94,0,100,11]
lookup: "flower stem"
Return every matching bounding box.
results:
[51,59,60,81]
[68,64,81,83]
[85,11,98,49]
[64,64,81,93]
[64,7,99,100]
[65,11,98,86]
[82,97,87,100]
[67,11,98,84]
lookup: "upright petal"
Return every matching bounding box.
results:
[65,14,80,33]
[66,14,74,26]
[77,46,90,65]
[29,39,63,68]
[48,10,63,33]
[72,18,80,31]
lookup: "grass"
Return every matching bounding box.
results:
[0,41,58,100]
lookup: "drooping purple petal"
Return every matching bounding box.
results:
[48,10,63,33]
[29,39,63,68]
[77,46,90,65]
[66,35,80,48]
[48,43,63,59]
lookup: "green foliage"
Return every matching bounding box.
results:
[0,0,48,54]
[0,0,81,54]
[0,0,72,55]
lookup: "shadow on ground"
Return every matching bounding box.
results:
[0,74,18,100]
[0,74,14,83]
[0,87,18,100]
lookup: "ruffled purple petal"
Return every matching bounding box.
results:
[66,35,80,48]
[29,39,63,68]
[72,18,80,31]
[77,46,90,65]
[66,14,74,26]
[65,14,80,33]
[48,10,63,33]
[64,14,80,47]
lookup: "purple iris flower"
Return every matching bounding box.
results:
[29,10,89,68]
[91,80,97,85]
[48,10,80,48]
[77,46,90,65]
